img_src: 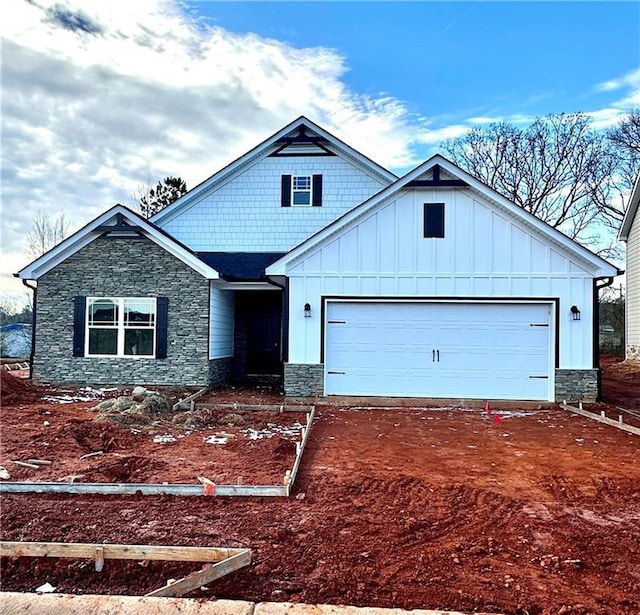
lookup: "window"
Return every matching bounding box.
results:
[424,202,445,238]
[281,174,323,207]
[292,175,312,205]
[86,297,156,357]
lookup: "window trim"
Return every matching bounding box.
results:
[291,175,313,207]
[85,297,157,358]
[423,202,445,238]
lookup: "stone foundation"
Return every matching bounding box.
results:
[284,363,324,397]
[554,368,599,402]
[626,344,640,362]
[209,358,233,387]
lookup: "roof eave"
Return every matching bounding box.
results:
[618,173,640,242]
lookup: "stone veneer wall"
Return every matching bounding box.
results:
[554,368,599,402]
[34,237,213,387]
[209,358,233,387]
[284,363,324,397]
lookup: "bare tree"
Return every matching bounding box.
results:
[441,113,621,247]
[598,109,640,231]
[25,210,69,259]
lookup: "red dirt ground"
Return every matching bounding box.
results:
[1,360,639,615]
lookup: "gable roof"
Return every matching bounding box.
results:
[267,155,620,278]
[196,252,285,281]
[619,173,640,242]
[151,116,398,226]
[16,205,220,281]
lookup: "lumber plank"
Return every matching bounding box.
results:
[0,541,247,563]
[561,403,640,436]
[145,550,251,597]
[287,406,315,494]
[172,387,209,411]
[0,482,289,497]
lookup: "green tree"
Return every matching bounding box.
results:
[138,176,187,218]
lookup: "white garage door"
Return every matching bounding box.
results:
[325,301,552,401]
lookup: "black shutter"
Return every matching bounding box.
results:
[156,297,169,359]
[72,296,86,357]
[424,203,445,238]
[281,175,292,207]
[312,174,323,207]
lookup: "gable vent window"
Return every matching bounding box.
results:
[424,202,445,238]
[281,174,323,207]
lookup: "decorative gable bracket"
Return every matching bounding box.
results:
[269,125,336,157]
[405,165,468,188]
[95,212,145,237]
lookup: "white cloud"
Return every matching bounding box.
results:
[1,0,428,273]
[1,0,637,283]
[595,67,640,95]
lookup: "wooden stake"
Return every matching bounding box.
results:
[12,461,39,470]
[95,546,104,572]
[27,459,52,466]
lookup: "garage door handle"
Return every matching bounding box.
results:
[327,371,345,375]
[432,349,435,362]
[529,375,549,379]
[437,349,440,362]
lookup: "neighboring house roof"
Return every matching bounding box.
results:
[0,323,31,333]
[196,252,286,281]
[151,116,398,226]
[267,155,620,278]
[0,323,32,358]
[16,205,220,281]
[619,173,640,242]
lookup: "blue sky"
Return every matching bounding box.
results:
[1,0,638,296]
[190,1,639,127]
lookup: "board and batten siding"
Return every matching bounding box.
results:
[285,187,596,369]
[158,156,388,252]
[626,211,640,358]
[209,286,234,359]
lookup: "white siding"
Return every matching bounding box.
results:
[158,157,387,252]
[286,188,596,369]
[209,286,234,358]
[627,213,640,348]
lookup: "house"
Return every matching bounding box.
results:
[17,117,619,402]
[618,173,640,362]
[0,323,32,358]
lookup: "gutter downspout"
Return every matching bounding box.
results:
[21,279,37,381]
[593,275,618,401]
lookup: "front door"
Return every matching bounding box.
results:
[243,292,282,375]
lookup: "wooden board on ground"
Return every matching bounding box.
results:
[561,403,640,436]
[146,550,252,597]
[0,541,247,563]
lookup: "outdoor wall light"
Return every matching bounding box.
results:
[570,305,581,321]
[304,303,312,318]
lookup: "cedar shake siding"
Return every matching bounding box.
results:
[33,237,210,386]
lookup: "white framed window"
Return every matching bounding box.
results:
[86,297,156,357]
[292,175,312,206]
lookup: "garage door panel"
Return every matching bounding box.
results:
[325,301,552,401]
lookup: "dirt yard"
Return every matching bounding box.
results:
[1,359,639,615]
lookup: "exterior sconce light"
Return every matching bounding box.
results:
[304,303,311,318]
[570,305,581,321]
